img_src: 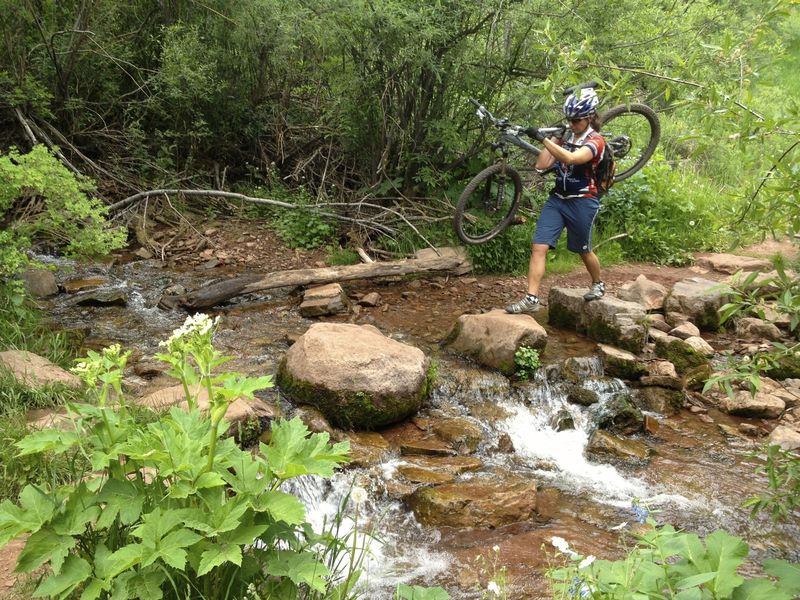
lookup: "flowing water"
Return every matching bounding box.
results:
[40,255,800,599]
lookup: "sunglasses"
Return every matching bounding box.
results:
[568,117,588,123]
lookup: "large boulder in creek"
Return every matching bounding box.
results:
[0,350,81,389]
[443,309,547,375]
[548,288,647,353]
[664,277,727,331]
[406,475,537,528]
[277,323,430,429]
[636,386,685,415]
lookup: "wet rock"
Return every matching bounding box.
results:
[400,437,457,457]
[196,258,220,270]
[407,476,537,528]
[644,415,660,435]
[669,322,700,340]
[61,278,110,293]
[617,274,668,310]
[494,432,515,453]
[586,429,651,462]
[768,425,800,450]
[597,343,647,380]
[443,309,547,375]
[0,350,81,389]
[684,336,715,357]
[163,283,187,297]
[738,423,765,437]
[21,268,58,297]
[664,277,727,331]
[431,418,483,453]
[397,456,483,485]
[397,465,455,484]
[342,431,390,467]
[719,389,785,419]
[695,253,773,275]
[654,335,710,374]
[293,405,335,435]
[636,386,684,415]
[278,323,429,429]
[560,356,601,383]
[591,393,644,434]
[551,408,575,431]
[65,288,128,307]
[564,384,600,406]
[548,288,647,353]
[300,283,350,317]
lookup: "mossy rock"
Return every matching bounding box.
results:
[654,337,709,374]
[277,360,427,430]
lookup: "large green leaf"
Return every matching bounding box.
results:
[197,543,243,576]
[15,429,80,456]
[96,479,144,528]
[0,486,57,544]
[33,555,91,599]
[703,529,748,597]
[261,418,350,480]
[265,549,332,593]
[253,490,306,525]
[763,560,800,596]
[731,578,792,600]
[15,528,75,574]
[95,543,142,580]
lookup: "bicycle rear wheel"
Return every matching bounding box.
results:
[597,103,661,181]
[453,163,523,245]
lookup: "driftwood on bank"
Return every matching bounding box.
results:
[160,250,471,310]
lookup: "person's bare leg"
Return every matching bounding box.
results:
[579,250,602,283]
[527,243,549,295]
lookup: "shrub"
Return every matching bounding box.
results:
[0,145,126,277]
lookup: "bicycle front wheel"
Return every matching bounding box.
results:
[597,103,661,181]
[453,163,523,245]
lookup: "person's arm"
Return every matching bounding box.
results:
[535,145,556,170]
[542,137,594,166]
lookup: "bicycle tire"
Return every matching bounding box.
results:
[454,163,523,245]
[597,103,661,181]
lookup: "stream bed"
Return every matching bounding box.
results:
[40,254,800,599]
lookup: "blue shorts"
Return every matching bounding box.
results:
[533,194,600,254]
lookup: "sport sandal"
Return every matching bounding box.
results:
[505,294,541,314]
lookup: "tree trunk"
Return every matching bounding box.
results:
[162,250,471,310]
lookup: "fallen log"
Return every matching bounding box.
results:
[161,249,471,310]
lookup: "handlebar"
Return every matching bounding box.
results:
[563,80,598,96]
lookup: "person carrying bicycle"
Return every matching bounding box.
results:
[505,87,606,314]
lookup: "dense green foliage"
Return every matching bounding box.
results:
[1,0,797,265]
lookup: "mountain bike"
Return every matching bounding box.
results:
[453,81,661,245]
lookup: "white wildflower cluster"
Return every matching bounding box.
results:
[160,313,219,349]
[486,580,501,596]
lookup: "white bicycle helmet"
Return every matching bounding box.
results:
[563,88,600,119]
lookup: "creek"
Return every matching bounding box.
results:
[40,254,800,599]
